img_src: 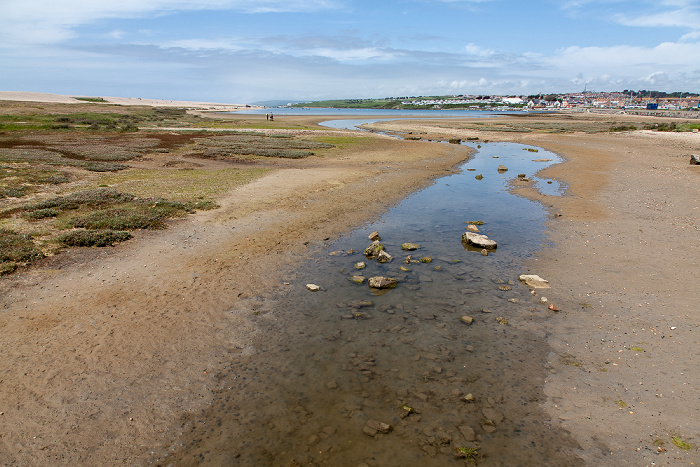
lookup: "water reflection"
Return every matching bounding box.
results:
[166,143,581,466]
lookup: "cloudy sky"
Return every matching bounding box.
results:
[1,0,699,104]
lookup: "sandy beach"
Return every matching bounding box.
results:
[0,98,699,465]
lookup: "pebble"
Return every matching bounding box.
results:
[363,419,391,437]
[305,284,321,292]
[460,316,474,325]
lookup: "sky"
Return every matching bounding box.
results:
[1,0,699,104]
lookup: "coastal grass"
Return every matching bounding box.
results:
[89,167,269,201]
[0,186,223,271]
[190,133,334,160]
[0,165,70,199]
[0,228,44,274]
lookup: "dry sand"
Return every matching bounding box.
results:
[0,102,699,465]
[0,91,251,111]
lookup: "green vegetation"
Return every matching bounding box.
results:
[0,228,43,274]
[292,98,405,109]
[190,133,334,160]
[0,188,221,274]
[58,229,132,247]
[72,97,108,103]
[671,436,693,450]
[0,165,70,198]
[311,135,364,148]
[90,167,268,201]
[0,100,345,276]
[454,445,479,460]
[610,124,638,132]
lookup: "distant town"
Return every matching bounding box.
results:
[291,91,700,112]
[403,91,700,111]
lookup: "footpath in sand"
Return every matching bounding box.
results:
[370,115,700,465]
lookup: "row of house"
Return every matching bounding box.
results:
[400,93,698,110]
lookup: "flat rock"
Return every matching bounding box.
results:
[482,407,504,423]
[458,425,476,442]
[401,242,420,250]
[368,230,381,241]
[305,284,321,292]
[519,274,550,288]
[465,224,479,233]
[368,276,397,289]
[363,420,391,437]
[462,232,497,249]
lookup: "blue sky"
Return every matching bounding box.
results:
[1,0,699,104]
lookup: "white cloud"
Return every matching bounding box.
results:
[615,8,700,28]
[464,43,495,57]
[0,0,339,46]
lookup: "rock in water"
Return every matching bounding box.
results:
[462,232,497,249]
[376,250,393,263]
[349,275,365,284]
[497,165,508,173]
[368,230,381,241]
[466,224,479,233]
[475,174,484,180]
[368,276,397,289]
[401,242,420,250]
[363,240,385,259]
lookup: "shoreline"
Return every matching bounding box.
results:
[1,101,698,463]
[366,117,700,463]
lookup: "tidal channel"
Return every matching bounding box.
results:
[167,142,582,466]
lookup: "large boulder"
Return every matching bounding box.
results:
[462,231,497,249]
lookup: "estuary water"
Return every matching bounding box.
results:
[235,107,521,118]
[168,142,580,466]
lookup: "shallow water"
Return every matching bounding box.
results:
[167,143,581,466]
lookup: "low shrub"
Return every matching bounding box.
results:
[59,229,132,247]
[610,124,637,132]
[26,188,136,212]
[23,208,59,219]
[0,228,43,272]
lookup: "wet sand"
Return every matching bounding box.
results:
[1,108,698,464]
